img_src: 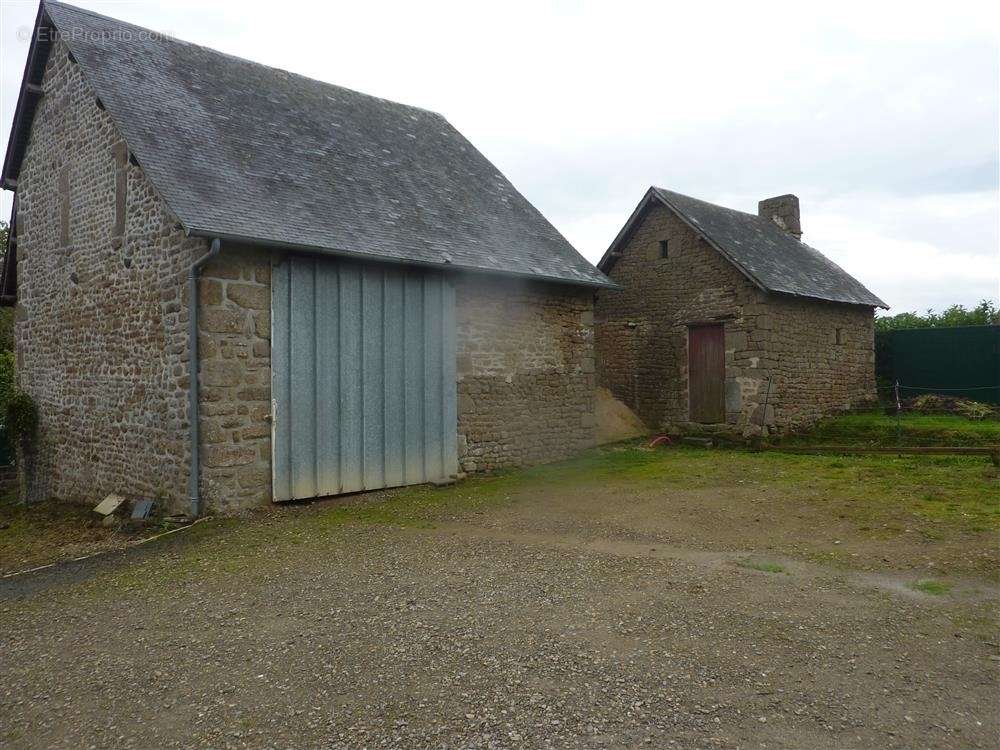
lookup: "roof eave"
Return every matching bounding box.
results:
[187,228,622,291]
[770,287,889,310]
[1,3,51,191]
[596,187,658,274]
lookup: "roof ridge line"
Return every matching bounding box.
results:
[599,186,887,308]
[651,186,763,221]
[9,1,613,288]
[43,0,447,119]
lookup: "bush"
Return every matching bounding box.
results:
[875,300,999,332]
[0,350,37,447]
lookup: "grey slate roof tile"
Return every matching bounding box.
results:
[39,1,612,288]
[600,187,887,308]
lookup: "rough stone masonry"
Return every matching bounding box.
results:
[455,276,596,474]
[11,39,596,514]
[594,202,876,436]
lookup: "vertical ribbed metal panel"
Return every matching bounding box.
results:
[290,258,317,498]
[338,263,363,493]
[402,273,426,485]
[271,255,457,502]
[271,254,292,495]
[440,279,458,474]
[382,268,406,487]
[314,260,340,496]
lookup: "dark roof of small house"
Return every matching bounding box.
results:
[2,1,612,289]
[598,187,887,308]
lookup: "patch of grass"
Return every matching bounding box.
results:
[788,412,1000,447]
[910,579,952,596]
[737,559,785,574]
[946,607,998,643]
[740,451,998,532]
[303,475,525,532]
[0,491,110,574]
[311,444,999,539]
[41,439,998,597]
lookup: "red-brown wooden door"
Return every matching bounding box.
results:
[688,324,725,423]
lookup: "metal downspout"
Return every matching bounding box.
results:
[188,238,221,517]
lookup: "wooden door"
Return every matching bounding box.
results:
[688,324,725,423]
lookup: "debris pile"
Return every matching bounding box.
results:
[902,394,997,420]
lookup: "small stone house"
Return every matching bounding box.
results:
[594,187,887,436]
[0,1,612,514]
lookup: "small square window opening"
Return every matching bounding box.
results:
[835,327,844,345]
[658,240,669,259]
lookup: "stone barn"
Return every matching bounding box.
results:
[594,187,887,436]
[0,1,612,514]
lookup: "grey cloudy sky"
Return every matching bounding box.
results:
[2,0,998,314]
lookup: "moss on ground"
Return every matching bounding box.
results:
[0,486,118,574]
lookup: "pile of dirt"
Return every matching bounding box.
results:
[595,387,648,444]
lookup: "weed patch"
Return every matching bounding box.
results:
[737,559,785,574]
[910,579,952,596]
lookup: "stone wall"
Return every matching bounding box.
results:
[749,295,876,431]
[192,247,272,513]
[595,203,875,435]
[13,40,205,511]
[455,275,596,471]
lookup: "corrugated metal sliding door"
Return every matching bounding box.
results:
[688,323,725,423]
[271,254,457,502]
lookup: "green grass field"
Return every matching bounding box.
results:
[786,412,1000,447]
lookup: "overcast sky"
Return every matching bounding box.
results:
[2,0,997,314]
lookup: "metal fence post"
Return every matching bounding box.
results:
[894,380,902,449]
[760,374,773,434]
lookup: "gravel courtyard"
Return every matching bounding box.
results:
[2,446,997,749]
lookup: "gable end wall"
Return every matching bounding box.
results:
[12,40,274,514]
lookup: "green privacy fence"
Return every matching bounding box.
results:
[876,325,1000,404]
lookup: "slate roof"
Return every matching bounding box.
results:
[3,1,611,288]
[599,187,887,308]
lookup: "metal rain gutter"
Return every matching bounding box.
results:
[185,228,619,291]
[188,238,221,517]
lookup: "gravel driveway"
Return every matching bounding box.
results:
[2,448,997,749]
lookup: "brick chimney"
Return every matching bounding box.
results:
[758,194,801,240]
